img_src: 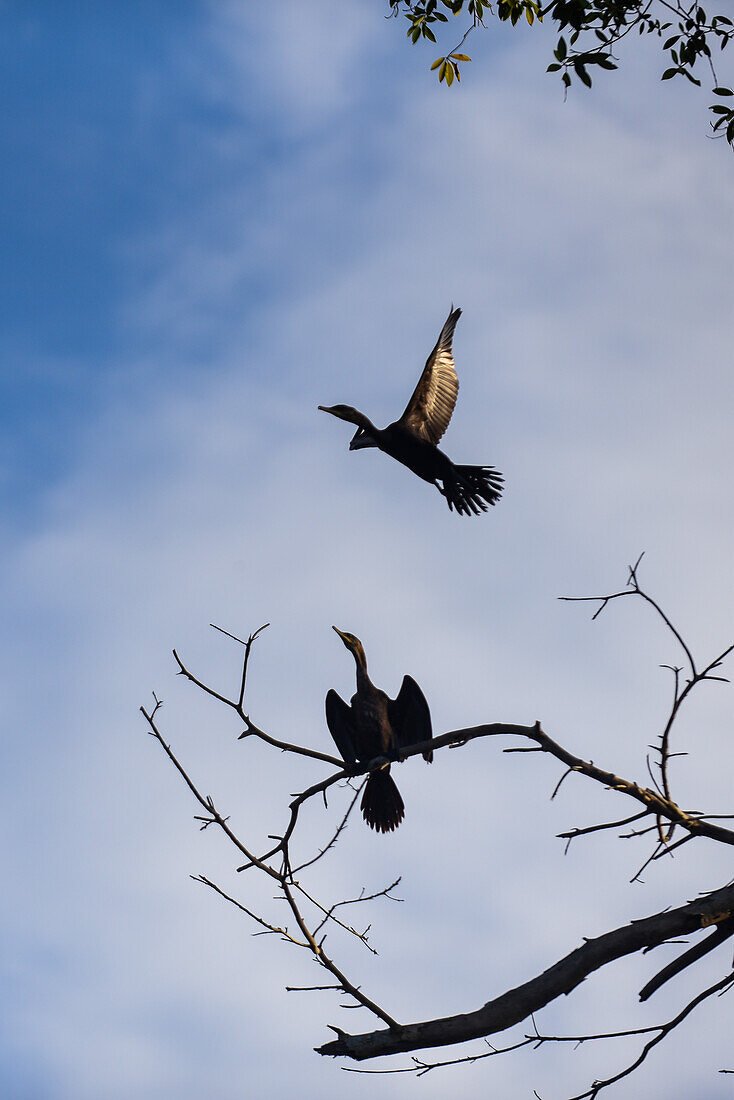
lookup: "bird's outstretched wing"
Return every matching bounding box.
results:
[388,675,433,763]
[397,307,461,445]
[325,689,358,766]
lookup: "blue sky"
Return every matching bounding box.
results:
[2,3,734,1098]
[3,6,205,506]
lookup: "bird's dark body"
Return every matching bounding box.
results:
[349,682,395,758]
[366,422,452,485]
[319,306,503,516]
[325,628,433,833]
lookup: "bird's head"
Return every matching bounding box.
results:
[332,626,367,669]
[318,404,360,423]
[318,405,377,450]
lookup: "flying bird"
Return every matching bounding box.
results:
[325,627,433,834]
[319,307,503,516]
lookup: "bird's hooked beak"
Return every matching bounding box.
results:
[318,405,347,420]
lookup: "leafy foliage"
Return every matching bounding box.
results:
[388,0,734,145]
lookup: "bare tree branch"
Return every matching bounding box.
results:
[560,555,734,843]
[347,977,734,1091]
[146,559,734,1093]
[639,916,734,1002]
[172,639,342,767]
[317,886,734,1059]
[561,973,734,1100]
[142,697,401,1029]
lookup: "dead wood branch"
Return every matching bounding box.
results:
[317,885,734,1060]
[146,560,734,1095]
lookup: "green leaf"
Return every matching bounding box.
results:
[574,59,592,87]
[450,53,471,61]
[547,62,562,71]
[661,67,678,79]
[713,86,734,95]
[557,35,567,60]
[445,61,454,85]
[430,56,445,70]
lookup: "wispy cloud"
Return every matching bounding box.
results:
[2,3,733,1097]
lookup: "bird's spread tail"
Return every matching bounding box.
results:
[442,465,504,516]
[361,768,405,833]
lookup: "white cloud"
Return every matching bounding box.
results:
[3,4,734,1097]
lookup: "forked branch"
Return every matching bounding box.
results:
[145,561,734,1097]
[317,885,734,1060]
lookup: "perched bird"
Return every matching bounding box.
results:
[319,307,503,516]
[325,627,433,834]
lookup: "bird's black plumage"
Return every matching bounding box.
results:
[325,628,433,833]
[319,307,503,516]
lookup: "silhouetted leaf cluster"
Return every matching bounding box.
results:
[388,0,734,145]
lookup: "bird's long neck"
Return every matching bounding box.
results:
[350,411,382,450]
[349,409,377,434]
[352,648,372,694]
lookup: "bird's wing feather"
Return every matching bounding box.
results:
[325,689,358,766]
[397,307,461,445]
[388,676,433,762]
